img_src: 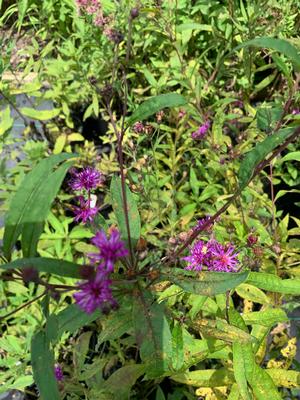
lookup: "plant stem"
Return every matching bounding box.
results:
[0,291,46,321]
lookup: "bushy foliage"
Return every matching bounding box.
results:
[1,1,300,399]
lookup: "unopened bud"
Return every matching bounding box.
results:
[130,7,139,18]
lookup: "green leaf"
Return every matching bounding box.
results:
[0,257,81,278]
[246,271,300,295]
[110,176,141,246]
[256,106,283,132]
[103,365,146,399]
[267,369,300,388]
[133,293,172,378]
[0,106,13,136]
[235,283,270,304]
[161,269,249,296]
[250,366,281,400]
[46,304,101,344]
[280,151,300,162]
[127,93,187,126]
[172,323,184,371]
[238,127,295,189]
[170,368,234,387]
[20,107,61,120]
[232,342,252,400]
[235,37,300,71]
[193,318,257,344]
[176,23,212,32]
[21,160,73,257]
[3,153,75,259]
[242,308,288,327]
[31,331,60,400]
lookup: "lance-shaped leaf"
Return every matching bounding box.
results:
[127,93,187,126]
[192,318,257,344]
[242,308,288,327]
[235,283,270,305]
[110,176,141,246]
[238,127,294,189]
[46,304,101,344]
[103,364,146,399]
[21,161,73,257]
[235,37,300,71]
[20,107,61,120]
[170,368,235,387]
[31,331,60,400]
[0,257,81,279]
[161,268,249,296]
[3,153,74,259]
[246,272,300,295]
[267,369,300,389]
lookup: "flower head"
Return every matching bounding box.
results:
[73,196,99,224]
[73,271,116,314]
[69,167,103,192]
[89,229,128,271]
[209,241,239,272]
[183,240,212,271]
[191,121,210,140]
[54,364,64,382]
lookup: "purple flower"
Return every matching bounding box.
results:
[89,229,128,271]
[69,167,103,192]
[209,241,239,272]
[73,196,99,224]
[191,121,210,140]
[193,216,213,233]
[292,109,300,115]
[73,271,116,314]
[183,240,212,271]
[54,364,63,382]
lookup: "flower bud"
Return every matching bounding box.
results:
[130,7,139,18]
[247,234,258,247]
[22,267,39,284]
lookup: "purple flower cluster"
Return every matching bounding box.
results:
[191,121,210,140]
[69,167,103,224]
[193,216,214,233]
[183,239,239,272]
[73,229,128,314]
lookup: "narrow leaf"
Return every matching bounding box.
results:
[0,257,81,278]
[238,127,294,188]
[161,269,249,296]
[246,271,300,295]
[31,331,60,400]
[128,93,187,126]
[110,176,141,246]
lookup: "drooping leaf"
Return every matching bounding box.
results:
[127,93,187,126]
[250,366,281,400]
[161,268,249,296]
[110,176,141,246]
[238,127,294,189]
[0,257,81,279]
[0,106,13,136]
[246,271,300,295]
[235,37,300,71]
[3,153,75,259]
[31,331,60,400]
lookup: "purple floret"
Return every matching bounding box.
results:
[191,121,210,140]
[183,240,212,271]
[89,229,128,271]
[73,271,117,314]
[73,196,99,224]
[209,241,239,272]
[54,364,64,382]
[69,167,103,192]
